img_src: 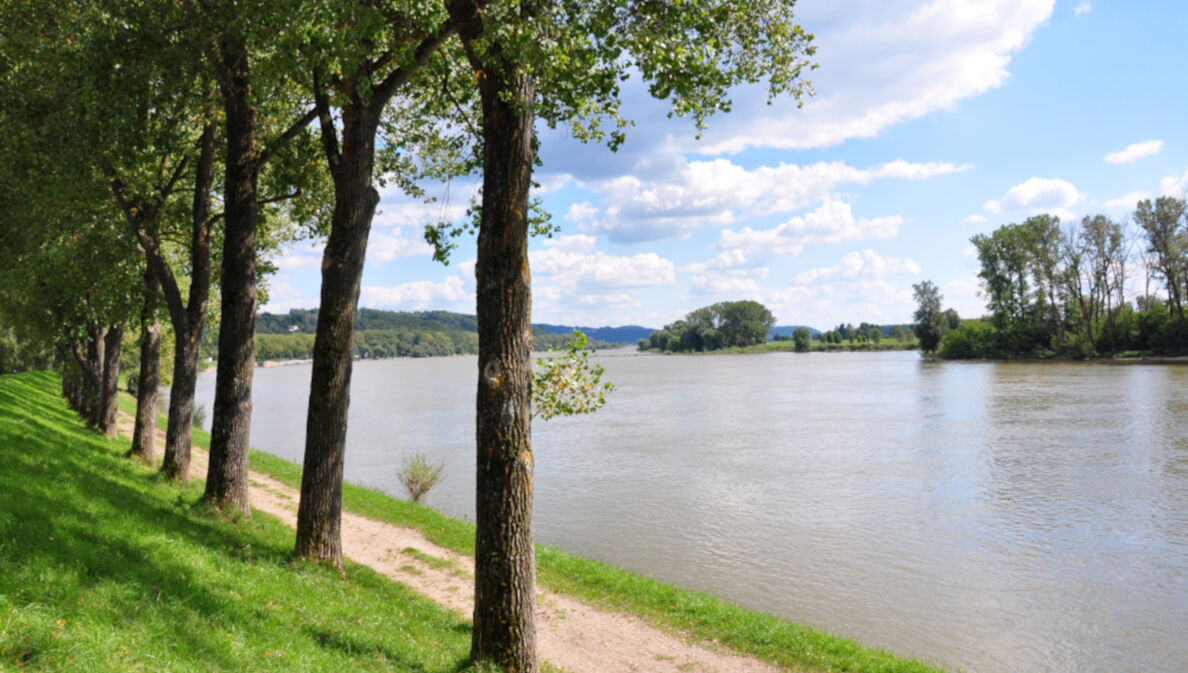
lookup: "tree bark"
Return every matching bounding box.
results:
[99,321,125,439]
[447,3,540,666]
[130,269,162,462]
[205,37,258,516]
[293,100,380,569]
[160,121,216,482]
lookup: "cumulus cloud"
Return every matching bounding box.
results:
[766,279,916,328]
[983,177,1083,219]
[718,200,906,256]
[368,230,434,265]
[585,158,962,243]
[691,274,763,296]
[1102,190,1152,211]
[691,0,1055,153]
[1161,168,1188,198]
[528,235,675,310]
[962,214,987,224]
[1074,2,1091,17]
[1104,140,1162,164]
[794,249,921,284]
[360,277,468,309]
[372,200,470,230]
[564,201,599,222]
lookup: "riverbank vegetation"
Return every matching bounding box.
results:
[255,309,612,362]
[640,300,777,352]
[1,370,945,673]
[916,199,1188,359]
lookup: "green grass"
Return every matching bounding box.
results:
[0,371,474,672]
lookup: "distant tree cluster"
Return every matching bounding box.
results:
[818,322,895,345]
[643,300,776,352]
[933,198,1188,359]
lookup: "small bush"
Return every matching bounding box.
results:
[192,404,206,429]
[397,452,444,504]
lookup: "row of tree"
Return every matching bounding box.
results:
[915,199,1188,359]
[0,2,815,670]
[641,300,777,352]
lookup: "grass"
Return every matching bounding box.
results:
[0,371,473,672]
[8,371,947,673]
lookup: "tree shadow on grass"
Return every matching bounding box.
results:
[0,373,472,671]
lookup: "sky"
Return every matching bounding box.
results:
[261,1,1188,331]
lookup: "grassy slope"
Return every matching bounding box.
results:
[7,371,945,673]
[0,372,473,672]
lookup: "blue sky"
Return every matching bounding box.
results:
[262,0,1188,331]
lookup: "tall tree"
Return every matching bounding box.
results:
[912,280,946,353]
[294,3,462,569]
[1134,197,1187,320]
[439,2,815,669]
[190,1,322,514]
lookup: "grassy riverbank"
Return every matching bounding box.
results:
[2,371,944,673]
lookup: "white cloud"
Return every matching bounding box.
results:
[541,234,597,254]
[564,201,599,223]
[368,230,434,264]
[1102,190,1152,211]
[372,201,470,230]
[1074,2,1091,17]
[766,279,916,328]
[962,214,987,224]
[680,249,755,273]
[1104,139,1163,164]
[529,235,675,311]
[1161,169,1188,198]
[269,240,325,275]
[794,249,921,284]
[692,0,1055,152]
[360,277,468,309]
[718,200,906,256]
[983,177,1083,219]
[584,157,967,243]
[691,274,763,297]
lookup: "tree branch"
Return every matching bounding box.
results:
[258,106,319,167]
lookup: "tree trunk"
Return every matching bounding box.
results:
[83,325,106,427]
[130,270,162,462]
[467,46,539,673]
[205,37,258,516]
[294,102,380,569]
[159,121,215,482]
[99,321,125,439]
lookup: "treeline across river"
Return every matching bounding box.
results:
[917,197,1188,359]
[256,309,614,362]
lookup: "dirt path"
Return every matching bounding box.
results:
[119,416,785,673]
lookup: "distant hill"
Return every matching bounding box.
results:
[533,324,656,345]
[768,325,822,340]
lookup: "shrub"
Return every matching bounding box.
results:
[397,452,445,504]
[192,404,206,429]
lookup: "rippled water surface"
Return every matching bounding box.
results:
[194,350,1188,673]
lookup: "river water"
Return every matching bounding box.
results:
[193,350,1188,673]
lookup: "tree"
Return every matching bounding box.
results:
[439,2,814,669]
[294,3,463,569]
[913,280,946,353]
[792,327,811,352]
[1134,197,1187,320]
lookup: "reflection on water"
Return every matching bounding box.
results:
[194,351,1188,673]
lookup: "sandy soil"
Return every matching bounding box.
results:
[118,415,785,673]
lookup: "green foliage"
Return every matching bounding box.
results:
[192,404,207,429]
[532,331,613,421]
[397,452,446,505]
[937,320,997,359]
[912,281,951,353]
[959,206,1188,358]
[646,300,776,353]
[792,327,811,352]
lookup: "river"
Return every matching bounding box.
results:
[192,349,1188,673]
